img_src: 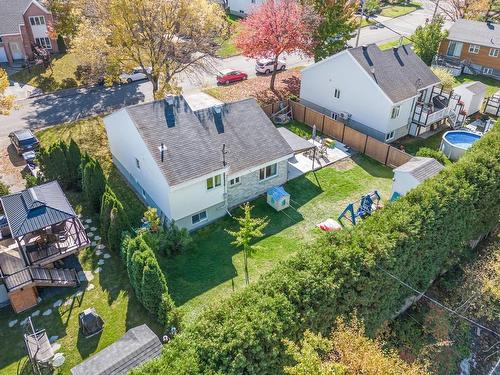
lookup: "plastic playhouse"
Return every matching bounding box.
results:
[267,186,290,211]
[338,191,381,226]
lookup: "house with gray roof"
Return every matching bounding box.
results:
[437,19,499,79]
[103,96,293,230]
[71,324,162,375]
[0,0,58,65]
[0,181,89,313]
[391,157,444,198]
[300,44,466,142]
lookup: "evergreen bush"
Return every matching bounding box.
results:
[82,157,106,212]
[136,122,500,375]
[416,147,451,165]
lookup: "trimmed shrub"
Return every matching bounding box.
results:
[416,147,451,166]
[158,293,179,328]
[37,140,82,189]
[138,121,500,374]
[163,220,192,256]
[82,157,106,212]
[100,186,117,239]
[107,200,129,253]
[142,256,167,313]
[0,181,10,196]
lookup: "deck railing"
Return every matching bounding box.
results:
[3,266,79,292]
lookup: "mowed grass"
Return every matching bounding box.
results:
[380,2,422,17]
[378,37,412,50]
[163,154,393,322]
[217,15,242,58]
[10,53,83,93]
[398,130,446,155]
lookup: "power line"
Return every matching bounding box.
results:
[375,265,500,339]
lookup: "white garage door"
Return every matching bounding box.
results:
[0,47,7,63]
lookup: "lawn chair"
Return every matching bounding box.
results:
[23,317,55,375]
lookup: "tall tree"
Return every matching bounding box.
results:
[0,68,14,115]
[226,203,268,285]
[412,16,447,66]
[71,0,229,98]
[236,0,320,90]
[82,158,106,211]
[304,0,357,61]
[433,0,493,21]
[46,0,82,43]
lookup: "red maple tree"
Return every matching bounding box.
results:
[235,0,320,90]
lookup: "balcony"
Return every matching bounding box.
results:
[412,94,450,127]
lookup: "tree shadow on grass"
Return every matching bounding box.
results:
[161,174,321,307]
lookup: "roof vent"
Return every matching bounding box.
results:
[370,67,375,74]
[165,95,174,105]
[213,105,223,114]
[393,46,399,52]
[362,44,368,50]
[158,143,167,162]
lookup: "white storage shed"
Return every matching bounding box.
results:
[391,157,444,198]
[453,81,487,116]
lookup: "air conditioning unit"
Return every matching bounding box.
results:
[339,111,351,120]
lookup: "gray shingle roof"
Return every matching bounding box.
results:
[447,19,499,48]
[461,81,487,95]
[277,127,314,153]
[394,157,444,182]
[0,0,33,35]
[123,96,293,186]
[70,325,162,375]
[0,181,76,237]
[348,44,440,103]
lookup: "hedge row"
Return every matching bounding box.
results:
[137,122,500,375]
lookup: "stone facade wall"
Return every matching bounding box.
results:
[175,201,227,231]
[227,159,288,208]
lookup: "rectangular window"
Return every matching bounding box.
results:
[35,37,51,49]
[468,44,480,54]
[489,48,499,57]
[206,174,222,190]
[229,176,241,186]
[333,88,341,99]
[192,210,207,224]
[29,16,45,26]
[446,41,462,57]
[390,106,400,119]
[259,163,277,181]
[331,112,338,120]
[135,158,140,169]
[483,67,493,75]
[385,131,395,141]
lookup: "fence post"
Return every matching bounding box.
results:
[384,146,391,165]
[303,106,308,125]
[363,135,368,154]
[341,123,346,143]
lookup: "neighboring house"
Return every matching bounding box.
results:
[435,19,500,79]
[71,325,162,375]
[300,44,466,142]
[0,0,58,65]
[227,0,262,15]
[103,96,293,231]
[391,157,444,198]
[0,181,89,313]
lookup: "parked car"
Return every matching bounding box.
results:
[216,69,248,85]
[120,67,152,83]
[255,59,286,74]
[9,129,39,155]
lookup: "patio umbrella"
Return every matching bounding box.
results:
[312,125,317,140]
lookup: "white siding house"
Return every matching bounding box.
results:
[104,96,293,231]
[300,44,446,142]
[227,0,261,15]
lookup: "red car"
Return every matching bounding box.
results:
[216,69,248,85]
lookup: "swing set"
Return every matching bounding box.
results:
[338,190,382,226]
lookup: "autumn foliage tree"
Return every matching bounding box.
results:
[433,0,493,21]
[236,0,320,90]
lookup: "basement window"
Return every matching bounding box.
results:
[192,210,207,225]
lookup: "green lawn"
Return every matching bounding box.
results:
[277,120,318,139]
[379,2,422,17]
[217,15,242,58]
[163,154,393,322]
[453,74,500,97]
[398,130,446,155]
[378,37,412,50]
[10,53,83,93]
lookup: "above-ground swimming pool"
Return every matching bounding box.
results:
[440,130,481,161]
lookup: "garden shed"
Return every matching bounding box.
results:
[391,157,444,197]
[452,81,487,116]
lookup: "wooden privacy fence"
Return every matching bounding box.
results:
[266,100,412,168]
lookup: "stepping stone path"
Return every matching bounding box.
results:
[52,343,61,352]
[97,259,105,266]
[96,244,105,250]
[91,241,96,246]
[53,300,63,308]
[75,290,83,298]
[42,309,52,316]
[8,320,18,328]
[63,299,73,306]
[103,253,111,259]
[49,335,59,343]
[20,318,29,326]
[94,235,101,241]
[84,224,90,229]
[31,310,40,317]
[95,249,103,256]
[94,267,102,274]
[90,226,97,232]
[85,219,92,224]
[86,284,95,291]
[87,232,94,238]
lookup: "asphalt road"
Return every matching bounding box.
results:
[0,0,441,138]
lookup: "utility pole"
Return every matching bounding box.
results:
[355,0,365,48]
[432,0,440,19]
